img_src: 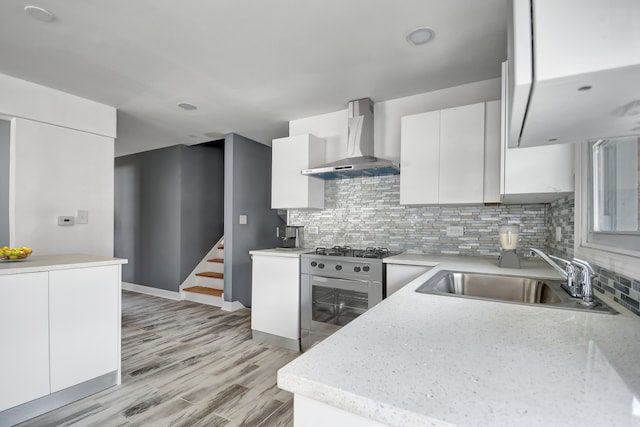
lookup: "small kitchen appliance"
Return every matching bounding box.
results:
[300,246,400,351]
[276,225,304,249]
[498,225,521,268]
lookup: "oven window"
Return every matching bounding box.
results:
[312,285,368,327]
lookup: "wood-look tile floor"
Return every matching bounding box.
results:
[17,291,299,427]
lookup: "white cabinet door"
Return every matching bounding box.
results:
[0,272,50,411]
[49,266,119,392]
[400,110,440,205]
[484,100,502,204]
[439,104,485,204]
[272,134,325,209]
[400,104,485,205]
[386,265,431,296]
[251,255,300,341]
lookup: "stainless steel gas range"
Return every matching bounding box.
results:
[300,246,399,351]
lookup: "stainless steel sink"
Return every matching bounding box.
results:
[415,270,617,314]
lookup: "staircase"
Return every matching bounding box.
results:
[181,237,225,307]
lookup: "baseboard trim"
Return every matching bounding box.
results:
[252,329,300,352]
[222,300,246,312]
[0,371,117,426]
[122,282,180,300]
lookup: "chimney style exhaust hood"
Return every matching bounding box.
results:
[301,98,400,180]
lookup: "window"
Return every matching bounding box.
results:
[589,136,640,251]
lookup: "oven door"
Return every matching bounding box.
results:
[303,275,383,335]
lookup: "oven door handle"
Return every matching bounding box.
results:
[311,276,371,293]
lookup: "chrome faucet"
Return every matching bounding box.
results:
[528,248,570,279]
[572,259,597,306]
[529,248,598,306]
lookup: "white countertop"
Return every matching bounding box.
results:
[0,254,128,275]
[278,255,640,426]
[249,248,311,258]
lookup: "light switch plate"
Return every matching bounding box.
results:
[446,226,464,237]
[556,226,562,242]
[239,215,248,225]
[308,226,319,234]
[76,210,88,224]
[58,216,75,226]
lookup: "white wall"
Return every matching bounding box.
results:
[0,73,116,138]
[289,78,501,162]
[11,118,115,256]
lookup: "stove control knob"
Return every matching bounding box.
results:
[363,265,370,272]
[318,263,325,269]
[354,266,361,272]
[335,265,342,271]
[311,261,317,267]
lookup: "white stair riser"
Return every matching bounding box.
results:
[182,291,223,307]
[195,276,224,289]
[206,262,224,274]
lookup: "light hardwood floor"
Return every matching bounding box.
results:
[17,291,299,427]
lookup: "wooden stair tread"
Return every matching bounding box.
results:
[183,286,223,297]
[196,272,224,279]
[207,258,224,263]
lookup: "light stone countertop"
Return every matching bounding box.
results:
[0,253,128,275]
[278,255,640,426]
[249,248,311,258]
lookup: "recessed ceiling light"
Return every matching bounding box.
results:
[178,103,197,111]
[406,27,435,46]
[24,6,55,23]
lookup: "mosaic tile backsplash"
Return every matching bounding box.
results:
[546,194,640,316]
[290,179,640,317]
[289,175,548,256]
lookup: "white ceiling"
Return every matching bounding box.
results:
[0,0,507,157]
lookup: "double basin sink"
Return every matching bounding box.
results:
[416,270,617,314]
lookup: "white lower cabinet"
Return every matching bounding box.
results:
[0,263,121,418]
[49,266,119,392]
[251,254,300,351]
[386,264,431,296]
[0,272,50,412]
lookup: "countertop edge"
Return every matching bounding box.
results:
[277,370,452,427]
[0,254,128,275]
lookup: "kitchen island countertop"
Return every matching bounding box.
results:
[278,255,640,426]
[0,253,127,276]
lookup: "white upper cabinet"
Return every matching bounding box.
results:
[508,0,640,148]
[400,110,440,205]
[272,134,325,209]
[401,103,486,205]
[501,62,574,203]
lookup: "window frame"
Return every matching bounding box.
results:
[575,142,640,279]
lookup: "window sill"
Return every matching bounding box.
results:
[575,243,640,280]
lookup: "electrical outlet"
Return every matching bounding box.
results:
[446,226,464,237]
[556,226,562,242]
[58,216,75,226]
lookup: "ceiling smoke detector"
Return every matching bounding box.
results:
[177,103,197,111]
[24,5,56,23]
[406,27,435,46]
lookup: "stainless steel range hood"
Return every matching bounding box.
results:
[301,98,400,180]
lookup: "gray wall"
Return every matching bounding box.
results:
[115,143,224,292]
[0,120,9,246]
[224,133,283,307]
